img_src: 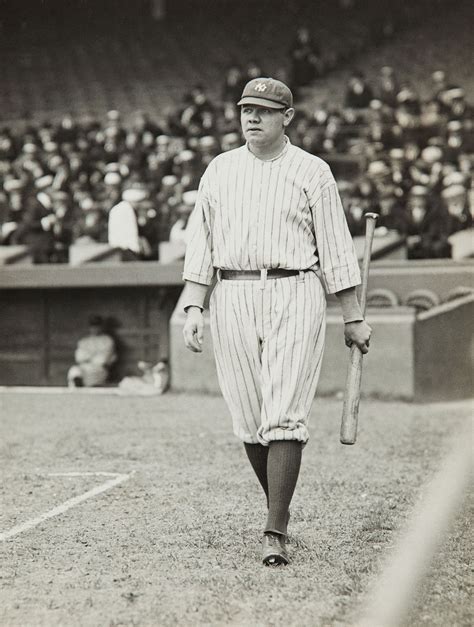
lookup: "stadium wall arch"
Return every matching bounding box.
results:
[0,260,472,400]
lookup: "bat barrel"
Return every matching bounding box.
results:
[340,345,362,445]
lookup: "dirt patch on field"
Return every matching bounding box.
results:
[0,392,472,626]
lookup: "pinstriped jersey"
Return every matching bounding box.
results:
[183,138,361,294]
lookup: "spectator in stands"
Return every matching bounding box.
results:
[197,135,220,169]
[288,27,323,96]
[0,62,472,263]
[131,110,164,140]
[10,194,55,263]
[377,65,399,108]
[345,200,366,236]
[177,85,216,138]
[394,87,423,144]
[0,129,16,160]
[147,135,174,181]
[72,204,108,247]
[388,147,410,190]
[404,185,451,259]
[344,71,374,109]
[136,199,160,260]
[442,183,471,233]
[377,188,406,232]
[54,114,78,144]
[108,187,148,259]
[1,178,24,242]
[221,131,241,152]
[444,88,473,121]
[67,314,117,388]
[431,70,448,104]
[172,149,202,191]
[168,190,197,246]
[217,102,241,136]
[155,174,181,244]
[241,60,265,91]
[47,190,76,263]
[444,120,465,162]
[222,64,244,106]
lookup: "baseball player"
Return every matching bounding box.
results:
[181,78,372,566]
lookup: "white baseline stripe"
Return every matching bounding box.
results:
[0,472,131,542]
[358,424,472,627]
[48,472,121,477]
[0,386,118,395]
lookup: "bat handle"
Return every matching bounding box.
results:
[359,212,378,314]
[339,212,379,445]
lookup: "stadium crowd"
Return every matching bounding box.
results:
[0,65,472,263]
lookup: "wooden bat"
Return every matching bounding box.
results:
[340,212,378,445]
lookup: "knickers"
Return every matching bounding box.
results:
[209,271,326,445]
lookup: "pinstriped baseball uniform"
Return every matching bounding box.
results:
[183,137,361,445]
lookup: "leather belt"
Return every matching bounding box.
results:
[219,268,302,280]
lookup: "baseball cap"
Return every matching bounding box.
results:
[238,77,293,110]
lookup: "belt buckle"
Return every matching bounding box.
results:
[260,268,267,290]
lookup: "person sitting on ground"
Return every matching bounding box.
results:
[67,315,117,387]
[118,359,170,395]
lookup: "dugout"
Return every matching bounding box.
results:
[0,262,183,386]
[0,259,473,399]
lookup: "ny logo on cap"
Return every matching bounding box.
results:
[254,82,268,92]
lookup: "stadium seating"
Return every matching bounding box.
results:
[0,0,461,123]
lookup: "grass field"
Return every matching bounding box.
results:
[0,391,472,627]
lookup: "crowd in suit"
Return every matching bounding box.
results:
[0,64,471,263]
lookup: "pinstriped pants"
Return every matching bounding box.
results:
[209,271,326,445]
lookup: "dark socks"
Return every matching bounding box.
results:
[265,440,302,537]
[244,442,269,507]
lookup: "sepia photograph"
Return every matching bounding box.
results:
[0,1,472,625]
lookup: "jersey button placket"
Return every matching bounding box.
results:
[249,167,261,268]
[254,162,265,269]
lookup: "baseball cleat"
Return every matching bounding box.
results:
[262,532,289,566]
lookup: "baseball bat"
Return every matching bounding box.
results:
[340,212,378,445]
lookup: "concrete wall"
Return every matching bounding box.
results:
[171,296,474,401]
[364,259,474,304]
[414,294,474,401]
[321,308,416,399]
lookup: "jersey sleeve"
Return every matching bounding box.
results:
[307,163,361,294]
[182,167,215,285]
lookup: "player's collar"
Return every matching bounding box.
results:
[246,136,291,162]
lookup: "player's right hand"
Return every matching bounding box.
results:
[344,320,372,354]
[183,307,204,352]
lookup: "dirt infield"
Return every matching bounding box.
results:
[0,391,472,626]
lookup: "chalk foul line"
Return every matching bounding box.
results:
[0,471,132,542]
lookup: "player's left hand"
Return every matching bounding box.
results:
[344,320,372,354]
